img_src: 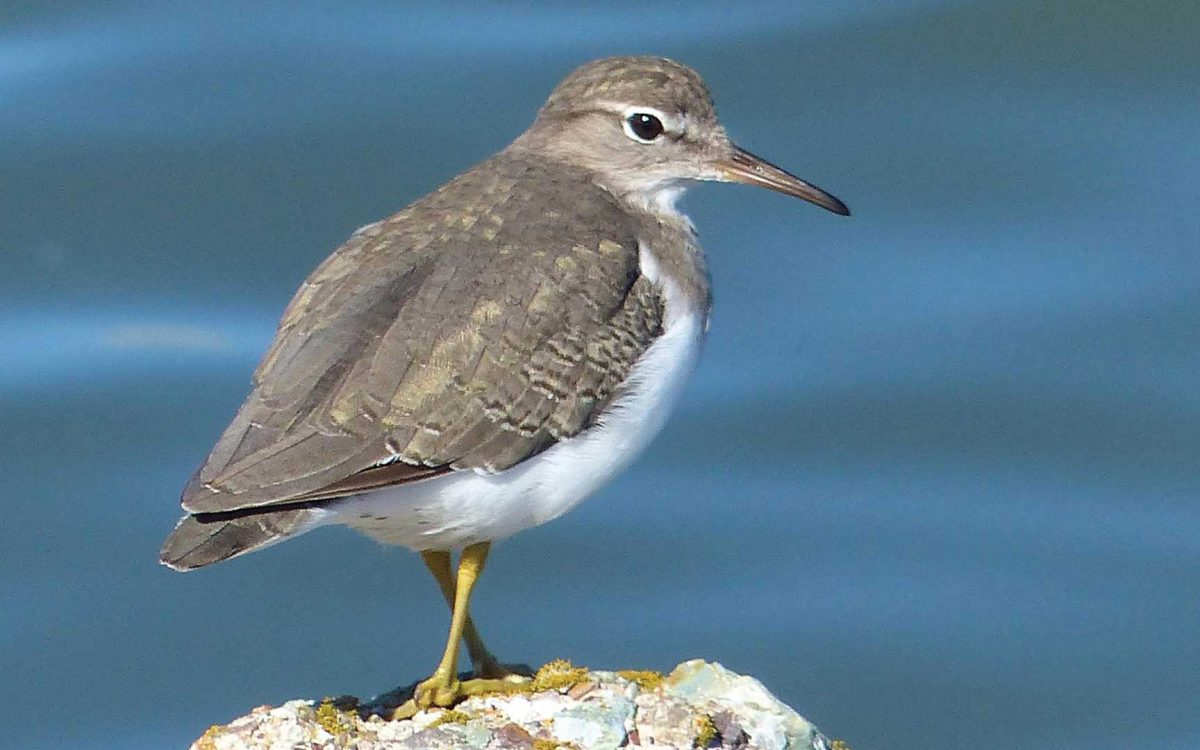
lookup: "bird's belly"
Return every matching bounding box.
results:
[333,278,705,551]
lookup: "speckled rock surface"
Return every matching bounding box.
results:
[189,660,841,750]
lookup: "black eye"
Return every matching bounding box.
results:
[625,112,665,142]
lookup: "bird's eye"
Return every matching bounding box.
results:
[624,112,665,143]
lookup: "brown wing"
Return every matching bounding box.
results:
[181,154,665,514]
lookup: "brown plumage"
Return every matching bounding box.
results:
[160,56,848,713]
[180,154,668,517]
[160,55,846,580]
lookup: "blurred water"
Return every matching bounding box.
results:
[3,2,1199,749]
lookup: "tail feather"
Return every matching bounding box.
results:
[159,507,324,571]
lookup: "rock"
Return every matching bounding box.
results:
[189,659,841,750]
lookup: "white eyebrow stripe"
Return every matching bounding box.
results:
[592,101,684,133]
[619,104,681,133]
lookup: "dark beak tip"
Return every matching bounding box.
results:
[722,145,850,218]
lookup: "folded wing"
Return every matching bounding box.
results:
[181,156,664,514]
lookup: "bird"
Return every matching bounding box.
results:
[160,55,848,715]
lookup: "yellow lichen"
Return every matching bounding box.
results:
[429,709,471,727]
[694,713,718,747]
[314,699,352,735]
[195,724,222,750]
[530,659,590,692]
[533,739,578,750]
[831,741,853,750]
[616,669,664,690]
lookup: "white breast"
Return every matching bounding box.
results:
[330,243,706,551]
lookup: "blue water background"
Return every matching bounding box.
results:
[2,2,1198,748]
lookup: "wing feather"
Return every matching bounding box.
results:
[182,155,664,514]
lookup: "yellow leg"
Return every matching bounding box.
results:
[420,549,504,677]
[412,542,489,708]
[391,543,530,719]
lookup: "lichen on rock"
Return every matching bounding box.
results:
[187,659,838,750]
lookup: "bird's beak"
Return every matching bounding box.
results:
[716,145,850,216]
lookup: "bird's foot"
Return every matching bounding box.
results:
[390,669,462,720]
[389,666,533,720]
[461,675,533,697]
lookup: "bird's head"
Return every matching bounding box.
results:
[514,56,849,218]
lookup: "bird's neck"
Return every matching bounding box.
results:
[629,189,712,321]
[506,131,694,230]
[495,143,711,315]
[618,182,694,232]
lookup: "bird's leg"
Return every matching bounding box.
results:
[393,544,530,720]
[408,542,488,709]
[419,549,509,679]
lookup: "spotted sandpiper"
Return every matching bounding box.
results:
[161,56,848,713]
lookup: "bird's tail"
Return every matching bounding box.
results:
[159,506,326,571]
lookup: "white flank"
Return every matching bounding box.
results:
[331,241,705,550]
